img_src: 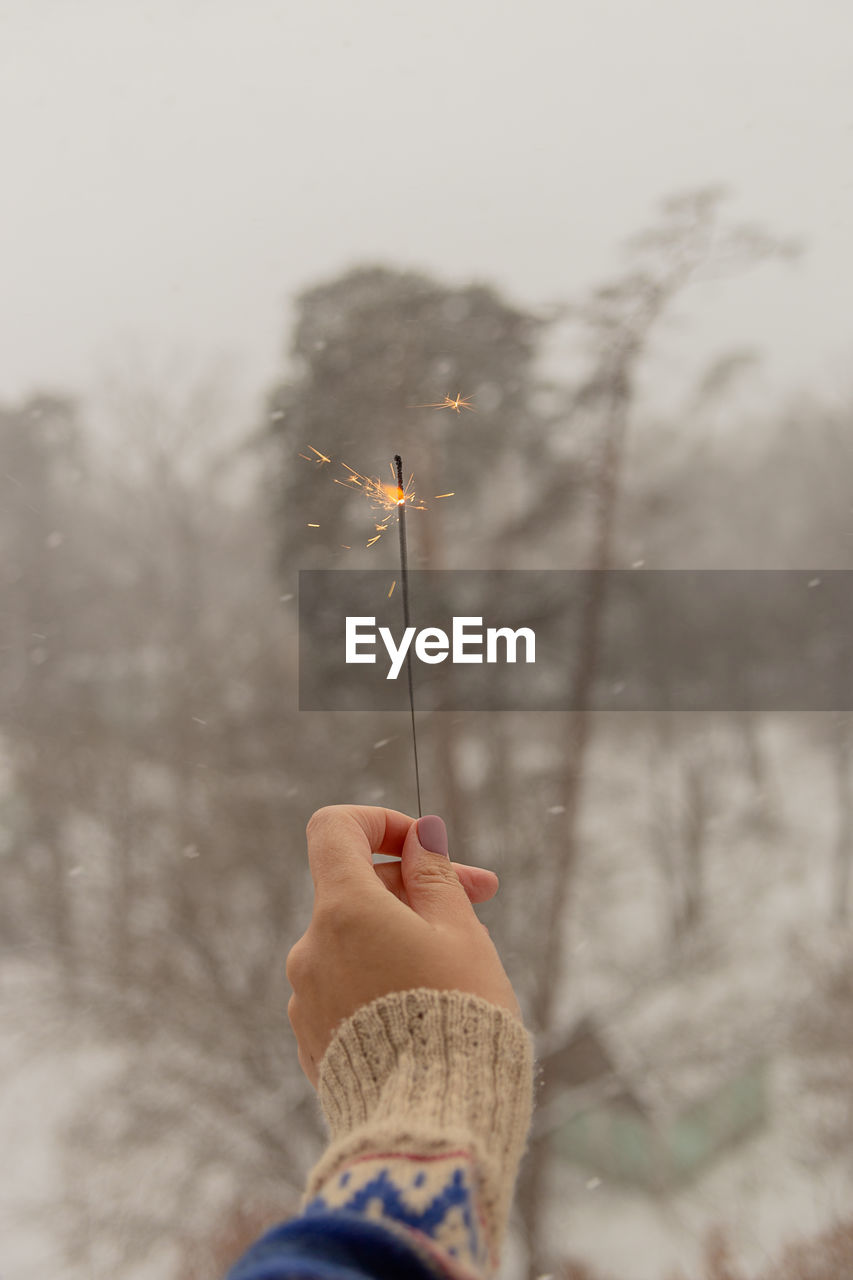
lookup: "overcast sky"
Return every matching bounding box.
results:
[2,0,852,419]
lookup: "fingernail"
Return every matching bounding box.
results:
[417,815,449,857]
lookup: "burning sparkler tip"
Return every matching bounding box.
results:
[304,446,425,551]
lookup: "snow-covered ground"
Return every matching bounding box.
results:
[0,968,118,1279]
[518,714,853,1278]
[532,1097,852,1280]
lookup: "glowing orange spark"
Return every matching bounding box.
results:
[408,392,476,414]
[299,445,332,465]
[388,580,397,598]
[307,523,320,528]
[434,492,455,499]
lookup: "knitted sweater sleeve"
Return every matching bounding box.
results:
[226,988,535,1280]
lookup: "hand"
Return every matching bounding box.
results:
[286,805,522,1087]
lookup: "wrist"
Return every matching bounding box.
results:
[306,988,535,1267]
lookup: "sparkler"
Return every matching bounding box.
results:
[394,453,422,817]
[298,441,455,816]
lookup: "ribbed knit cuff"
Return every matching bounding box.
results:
[303,988,535,1267]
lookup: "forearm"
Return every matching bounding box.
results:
[305,987,535,1277]
[227,988,535,1280]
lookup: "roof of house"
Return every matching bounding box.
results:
[542,953,783,1123]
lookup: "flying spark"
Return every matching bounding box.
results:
[298,446,332,465]
[408,392,476,414]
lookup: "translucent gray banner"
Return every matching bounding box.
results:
[298,570,853,711]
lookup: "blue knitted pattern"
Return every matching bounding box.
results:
[226,1150,487,1280]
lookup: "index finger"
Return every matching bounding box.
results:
[305,805,415,901]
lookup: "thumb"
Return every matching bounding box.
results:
[400,815,473,925]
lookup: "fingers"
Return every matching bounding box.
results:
[458,864,500,902]
[398,818,478,926]
[372,858,499,905]
[305,805,415,901]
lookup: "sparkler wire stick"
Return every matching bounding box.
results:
[394,453,422,817]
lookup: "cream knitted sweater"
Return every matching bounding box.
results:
[300,987,536,1278]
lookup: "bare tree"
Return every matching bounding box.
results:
[512,189,798,1279]
[644,716,721,948]
[0,365,326,1274]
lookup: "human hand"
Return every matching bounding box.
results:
[286,805,522,1087]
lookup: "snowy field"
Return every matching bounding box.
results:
[518,714,853,1278]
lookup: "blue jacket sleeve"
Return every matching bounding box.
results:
[225,1206,470,1280]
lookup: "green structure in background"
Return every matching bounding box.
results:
[545,1014,770,1191]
